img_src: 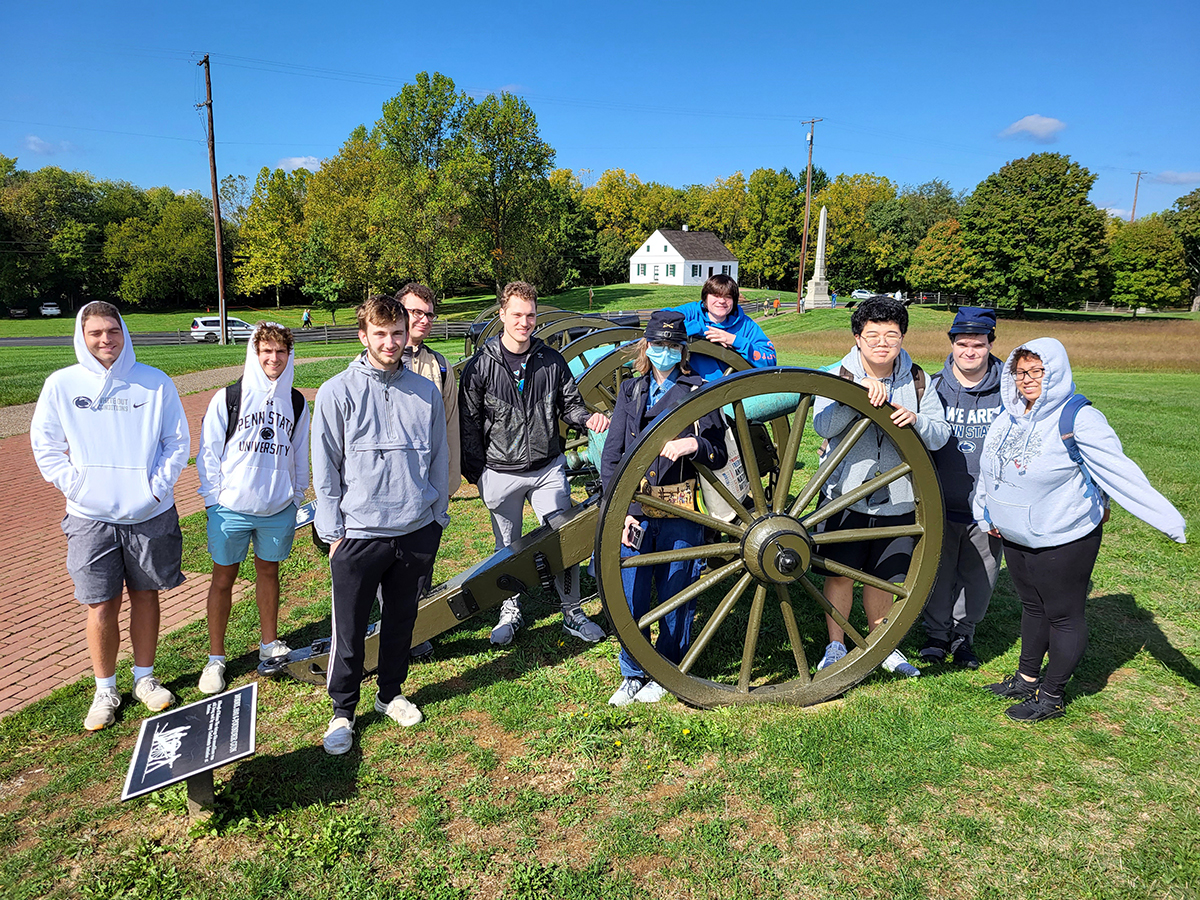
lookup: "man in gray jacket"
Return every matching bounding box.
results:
[812,296,951,676]
[312,295,450,755]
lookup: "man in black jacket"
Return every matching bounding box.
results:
[460,281,610,645]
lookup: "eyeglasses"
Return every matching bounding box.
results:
[859,334,902,347]
[1013,367,1045,382]
[404,308,437,322]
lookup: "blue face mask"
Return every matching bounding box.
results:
[647,344,682,372]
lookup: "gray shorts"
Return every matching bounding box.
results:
[62,506,186,603]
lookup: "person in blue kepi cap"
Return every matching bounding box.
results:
[918,306,1005,670]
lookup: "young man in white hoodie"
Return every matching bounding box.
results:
[196,322,310,694]
[31,301,190,731]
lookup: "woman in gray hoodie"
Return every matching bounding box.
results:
[974,338,1186,721]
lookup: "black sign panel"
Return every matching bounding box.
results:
[121,683,257,801]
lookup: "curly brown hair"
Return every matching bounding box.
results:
[253,321,294,352]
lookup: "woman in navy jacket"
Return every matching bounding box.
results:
[600,310,727,706]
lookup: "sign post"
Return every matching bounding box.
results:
[122,683,257,817]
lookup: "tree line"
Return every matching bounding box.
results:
[2,71,1197,317]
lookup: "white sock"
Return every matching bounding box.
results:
[208,655,226,665]
[95,675,117,692]
[132,665,154,682]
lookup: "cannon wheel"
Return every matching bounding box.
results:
[533,315,617,351]
[595,367,944,708]
[559,326,643,372]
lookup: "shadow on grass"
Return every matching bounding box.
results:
[213,743,363,823]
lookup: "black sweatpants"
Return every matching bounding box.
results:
[327,522,442,719]
[1003,525,1103,698]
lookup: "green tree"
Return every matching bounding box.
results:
[1163,188,1200,310]
[737,168,802,288]
[813,173,896,290]
[516,168,598,293]
[960,153,1106,315]
[686,173,747,249]
[1108,216,1190,311]
[299,220,345,324]
[906,218,978,292]
[236,167,308,308]
[867,180,963,289]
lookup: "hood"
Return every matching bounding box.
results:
[703,304,746,330]
[939,352,1003,393]
[73,306,136,401]
[1000,337,1075,420]
[244,322,296,400]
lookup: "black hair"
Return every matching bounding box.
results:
[851,296,908,336]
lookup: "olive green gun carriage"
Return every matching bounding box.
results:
[269,314,944,708]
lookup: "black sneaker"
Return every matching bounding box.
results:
[1005,689,1065,722]
[986,672,1040,700]
[950,637,980,670]
[919,637,951,662]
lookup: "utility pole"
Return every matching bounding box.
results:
[1130,171,1148,223]
[197,55,228,344]
[796,117,822,313]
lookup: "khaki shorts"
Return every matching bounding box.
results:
[62,506,185,603]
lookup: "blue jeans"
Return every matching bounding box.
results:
[619,517,705,679]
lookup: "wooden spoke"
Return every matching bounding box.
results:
[801,462,913,529]
[633,493,748,537]
[637,558,745,630]
[796,575,868,650]
[737,584,768,692]
[621,542,738,569]
[678,573,755,675]
[694,462,755,526]
[772,394,813,513]
[812,522,924,545]
[775,585,811,683]
[732,400,768,515]
[788,416,873,517]
[810,553,911,600]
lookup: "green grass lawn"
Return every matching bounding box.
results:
[0,367,1197,899]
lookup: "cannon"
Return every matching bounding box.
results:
[267,313,944,708]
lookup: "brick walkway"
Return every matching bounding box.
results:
[0,383,319,718]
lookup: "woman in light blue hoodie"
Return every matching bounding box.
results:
[973,338,1186,722]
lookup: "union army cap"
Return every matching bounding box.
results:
[645,309,687,343]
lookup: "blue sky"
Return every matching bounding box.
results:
[3,0,1198,217]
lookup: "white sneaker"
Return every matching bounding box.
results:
[323,716,356,755]
[198,660,226,695]
[259,639,292,661]
[634,681,669,704]
[374,693,423,727]
[133,675,175,712]
[490,597,524,646]
[608,677,646,707]
[882,649,921,678]
[84,688,121,731]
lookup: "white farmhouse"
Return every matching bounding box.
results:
[628,228,738,285]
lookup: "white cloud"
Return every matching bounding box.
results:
[1103,207,1130,220]
[1152,171,1200,185]
[24,134,73,155]
[278,155,321,172]
[999,115,1066,144]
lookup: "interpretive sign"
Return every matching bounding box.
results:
[121,682,257,802]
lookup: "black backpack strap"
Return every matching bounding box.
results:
[910,363,926,403]
[290,388,305,441]
[223,378,243,448]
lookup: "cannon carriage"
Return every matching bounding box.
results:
[269,308,944,708]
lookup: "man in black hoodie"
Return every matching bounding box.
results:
[920,307,1005,669]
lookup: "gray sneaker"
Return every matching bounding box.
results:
[490,597,524,646]
[634,681,669,704]
[259,639,292,661]
[198,659,226,695]
[84,688,121,731]
[562,606,606,643]
[608,677,646,706]
[323,715,355,755]
[133,675,175,712]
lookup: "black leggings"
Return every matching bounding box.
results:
[1002,526,1103,697]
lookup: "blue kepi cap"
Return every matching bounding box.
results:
[948,307,996,336]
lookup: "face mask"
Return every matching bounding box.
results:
[647,345,682,371]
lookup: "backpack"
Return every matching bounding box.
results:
[1059,393,1111,523]
[223,377,307,448]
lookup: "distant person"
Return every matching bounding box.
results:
[600,311,727,705]
[811,295,950,677]
[975,338,1185,722]
[31,301,189,731]
[313,295,449,754]
[919,308,1005,670]
[459,281,610,646]
[196,322,310,694]
[674,274,777,380]
[301,308,313,329]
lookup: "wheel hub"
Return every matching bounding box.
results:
[741,515,813,584]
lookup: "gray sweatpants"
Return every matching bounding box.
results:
[922,519,1002,643]
[478,456,578,608]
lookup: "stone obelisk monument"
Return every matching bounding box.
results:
[803,206,833,310]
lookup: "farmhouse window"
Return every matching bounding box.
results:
[637,263,646,276]
[691,264,701,277]
[667,264,676,276]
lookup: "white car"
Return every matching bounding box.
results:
[39,301,61,316]
[190,316,254,343]
[849,289,874,301]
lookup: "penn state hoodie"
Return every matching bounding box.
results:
[973,338,1186,548]
[31,308,189,525]
[196,323,310,516]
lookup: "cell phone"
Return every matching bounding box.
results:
[628,523,645,550]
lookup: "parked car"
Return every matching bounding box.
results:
[39,301,61,316]
[8,307,29,318]
[190,316,255,343]
[850,289,874,301]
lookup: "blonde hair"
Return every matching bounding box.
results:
[632,338,691,376]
